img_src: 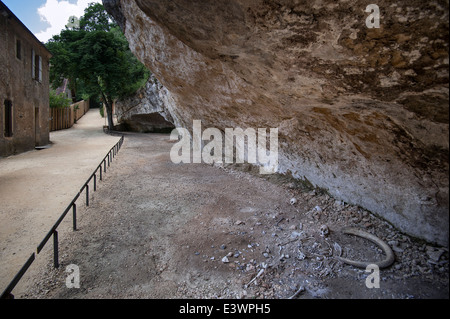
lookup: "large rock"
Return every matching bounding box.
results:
[115,76,175,133]
[103,0,449,246]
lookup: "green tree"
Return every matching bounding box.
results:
[47,3,149,130]
[47,29,86,99]
[79,3,115,32]
[49,89,72,109]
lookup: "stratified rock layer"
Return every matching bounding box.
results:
[104,0,449,246]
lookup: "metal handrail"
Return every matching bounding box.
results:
[0,135,125,299]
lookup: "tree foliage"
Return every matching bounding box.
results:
[49,89,72,109]
[47,3,150,129]
[79,3,115,32]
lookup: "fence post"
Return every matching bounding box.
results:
[72,203,77,231]
[53,231,59,268]
[85,184,89,207]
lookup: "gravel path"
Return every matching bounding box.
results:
[14,132,449,299]
[0,110,120,296]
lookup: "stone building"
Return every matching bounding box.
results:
[0,1,52,157]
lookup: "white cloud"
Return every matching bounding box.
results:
[35,0,102,42]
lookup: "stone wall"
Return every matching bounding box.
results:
[0,3,52,157]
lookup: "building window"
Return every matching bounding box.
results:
[16,39,22,60]
[4,100,13,137]
[32,49,42,82]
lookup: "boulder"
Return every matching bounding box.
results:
[114,75,175,133]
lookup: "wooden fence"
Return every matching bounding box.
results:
[49,100,90,132]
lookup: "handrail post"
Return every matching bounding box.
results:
[53,231,59,268]
[72,203,77,231]
[94,173,97,192]
[85,184,89,206]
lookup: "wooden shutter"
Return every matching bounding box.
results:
[38,55,42,82]
[31,49,35,79]
[4,100,13,137]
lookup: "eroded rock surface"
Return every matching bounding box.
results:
[115,76,175,132]
[103,0,449,246]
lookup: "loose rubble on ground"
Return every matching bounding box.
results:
[170,164,449,299]
[21,155,448,300]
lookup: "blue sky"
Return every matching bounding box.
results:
[2,0,101,43]
[3,0,48,33]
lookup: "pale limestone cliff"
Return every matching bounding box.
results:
[114,75,175,132]
[104,0,449,246]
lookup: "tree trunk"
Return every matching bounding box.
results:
[101,92,115,130]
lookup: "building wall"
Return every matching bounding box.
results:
[0,4,52,157]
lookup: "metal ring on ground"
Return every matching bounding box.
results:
[335,227,395,269]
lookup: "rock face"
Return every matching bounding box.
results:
[114,76,175,133]
[103,0,449,246]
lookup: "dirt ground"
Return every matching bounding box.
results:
[14,131,448,300]
[0,110,120,296]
